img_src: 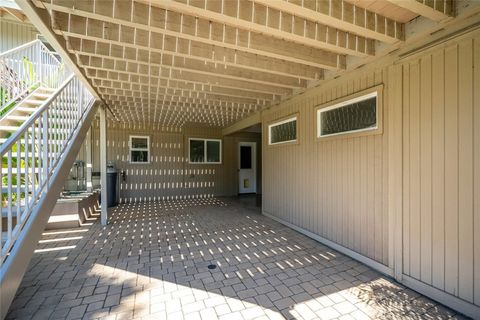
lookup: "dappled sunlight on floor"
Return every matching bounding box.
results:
[7,198,461,320]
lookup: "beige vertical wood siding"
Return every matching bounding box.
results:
[0,18,38,53]
[401,35,480,306]
[90,121,261,202]
[262,69,390,266]
[261,30,480,312]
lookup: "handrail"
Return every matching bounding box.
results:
[0,74,75,153]
[0,39,70,112]
[0,75,95,263]
[0,39,61,65]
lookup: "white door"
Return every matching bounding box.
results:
[238,142,256,194]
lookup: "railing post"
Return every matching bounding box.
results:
[42,113,49,189]
[100,105,108,226]
[38,43,43,85]
[85,127,93,192]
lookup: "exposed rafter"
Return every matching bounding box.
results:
[91,77,279,102]
[147,0,375,57]
[2,7,26,22]
[71,48,307,89]
[17,0,468,128]
[254,0,405,43]
[385,0,454,22]
[36,1,346,70]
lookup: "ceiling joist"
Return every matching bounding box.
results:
[91,76,278,102]
[385,0,454,22]
[254,0,405,43]
[77,53,294,95]
[17,0,468,128]
[37,1,346,70]
[148,0,375,57]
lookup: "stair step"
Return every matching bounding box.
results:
[16,107,39,113]
[5,115,30,121]
[31,93,50,99]
[0,126,21,132]
[24,100,44,105]
[38,87,56,93]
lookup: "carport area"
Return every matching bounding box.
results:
[6,198,460,320]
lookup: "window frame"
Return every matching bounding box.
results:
[268,115,298,146]
[316,85,383,140]
[188,138,222,164]
[129,135,151,164]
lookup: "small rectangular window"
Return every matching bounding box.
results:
[129,135,150,163]
[268,116,297,145]
[189,138,222,164]
[317,90,379,138]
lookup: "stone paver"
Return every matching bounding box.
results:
[6,197,464,320]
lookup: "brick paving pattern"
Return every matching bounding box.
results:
[6,197,467,320]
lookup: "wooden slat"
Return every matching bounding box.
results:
[444,44,459,296]
[73,49,304,89]
[419,54,432,285]
[474,35,480,307]
[42,2,345,70]
[431,49,445,291]
[254,0,404,43]
[457,38,474,302]
[409,61,421,280]
[385,0,453,22]
[402,63,411,276]
[148,0,374,57]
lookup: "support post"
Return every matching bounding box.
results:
[99,106,108,225]
[85,127,93,192]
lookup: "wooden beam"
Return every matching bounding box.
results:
[59,32,307,89]
[37,1,345,70]
[3,7,26,22]
[77,54,292,95]
[96,86,262,105]
[386,0,454,22]
[148,0,374,57]
[99,105,107,226]
[85,62,285,97]
[58,18,322,81]
[222,112,261,136]
[91,77,278,102]
[254,0,404,43]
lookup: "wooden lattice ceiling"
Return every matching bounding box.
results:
[26,0,454,127]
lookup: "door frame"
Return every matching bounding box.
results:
[238,142,257,194]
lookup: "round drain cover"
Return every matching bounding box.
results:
[207,264,217,270]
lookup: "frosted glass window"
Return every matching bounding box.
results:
[268,116,297,145]
[318,92,378,138]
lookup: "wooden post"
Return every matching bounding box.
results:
[85,127,93,192]
[99,106,108,225]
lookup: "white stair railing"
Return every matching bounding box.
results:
[0,75,95,264]
[0,40,68,117]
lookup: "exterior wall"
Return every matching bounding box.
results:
[400,35,480,307]
[262,69,390,267]
[90,121,261,202]
[0,17,38,53]
[261,29,480,315]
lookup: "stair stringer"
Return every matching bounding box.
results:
[0,101,100,319]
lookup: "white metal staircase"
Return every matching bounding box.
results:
[0,40,99,318]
